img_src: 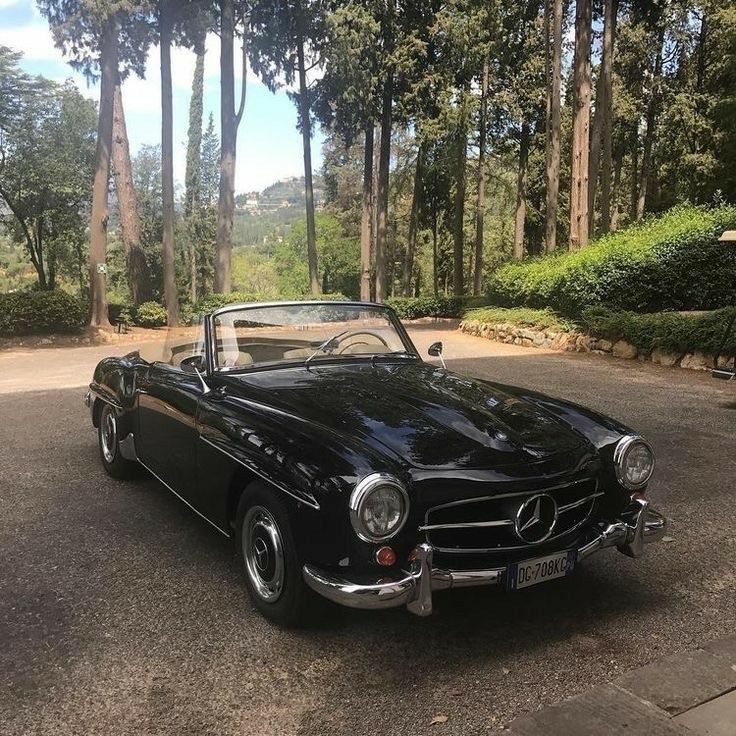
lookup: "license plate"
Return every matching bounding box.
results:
[506,550,576,591]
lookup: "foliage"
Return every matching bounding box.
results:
[487,205,736,317]
[274,213,360,297]
[0,290,86,336]
[462,306,574,332]
[188,290,347,321]
[581,307,736,358]
[134,300,168,328]
[0,71,97,290]
[387,294,490,320]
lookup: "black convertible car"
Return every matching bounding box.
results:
[86,300,666,625]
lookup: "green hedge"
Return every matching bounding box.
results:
[581,307,736,357]
[0,290,86,336]
[386,295,491,320]
[488,205,736,317]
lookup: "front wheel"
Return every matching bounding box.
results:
[237,484,324,627]
[98,403,138,480]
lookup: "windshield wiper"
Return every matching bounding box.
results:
[304,331,349,366]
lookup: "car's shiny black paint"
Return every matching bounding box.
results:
[89,317,637,577]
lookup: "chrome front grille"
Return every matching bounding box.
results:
[421,478,601,553]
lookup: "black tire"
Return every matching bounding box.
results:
[236,482,325,627]
[97,402,138,480]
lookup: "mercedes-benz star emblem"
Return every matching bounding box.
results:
[253,537,269,572]
[514,493,558,543]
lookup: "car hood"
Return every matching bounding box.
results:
[223,361,590,470]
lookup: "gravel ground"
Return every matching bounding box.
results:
[1,329,735,735]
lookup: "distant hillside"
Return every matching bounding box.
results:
[235,175,325,211]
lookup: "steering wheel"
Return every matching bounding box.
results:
[335,330,391,354]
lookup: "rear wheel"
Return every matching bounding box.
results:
[98,403,138,480]
[237,483,324,627]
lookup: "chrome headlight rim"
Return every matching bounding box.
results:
[349,473,410,543]
[614,435,655,491]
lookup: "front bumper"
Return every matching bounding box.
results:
[302,499,667,617]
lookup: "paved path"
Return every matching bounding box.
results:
[1,328,735,735]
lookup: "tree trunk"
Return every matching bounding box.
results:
[360,123,373,302]
[545,0,563,253]
[599,0,617,233]
[587,79,603,236]
[296,25,319,296]
[474,58,489,295]
[160,3,179,326]
[184,49,205,303]
[215,0,246,294]
[432,194,438,297]
[89,16,118,328]
[453,112,467,296]
[402,142,425,297]
[610,139,623,230]
[637,27,664,221]
[112,77,152,306]
[569,0,592,251]
[629,123,639,222]
[375,74,393,303]
[513,122,530,260]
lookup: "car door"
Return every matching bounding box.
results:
[136,321,207,505]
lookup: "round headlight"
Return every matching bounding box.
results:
[614,435,655,490]
[349,473,409,542]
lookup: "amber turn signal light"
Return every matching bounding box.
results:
[375,546,397,567]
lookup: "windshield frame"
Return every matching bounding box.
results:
[204,300,420,375]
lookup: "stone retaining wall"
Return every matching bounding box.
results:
[459,320,731,372]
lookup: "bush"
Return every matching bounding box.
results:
[134,301,168,328]
[0,290,86,336]
[581,307,736,356]
[387,295,491,320]
[108,301,134,325]
[488,205,736,317]
[462,306,575,332]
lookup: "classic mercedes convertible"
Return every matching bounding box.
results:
[86,300,666,625]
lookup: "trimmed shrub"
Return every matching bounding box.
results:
[462,306,575,332]
[581,307,736,357]
[387,295,491,320]
[488,205,736,317]
[134,301,168,328]
[0,290,86,336]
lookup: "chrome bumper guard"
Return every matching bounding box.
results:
[302,500,667,617]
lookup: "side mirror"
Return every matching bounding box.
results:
[428,341,446,368]
[428,341,443,357]
[181,354,206,373]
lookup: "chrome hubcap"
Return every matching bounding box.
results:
[101,406,117,463]
[243,506,285,603]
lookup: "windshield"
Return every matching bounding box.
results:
[212,302,415,371]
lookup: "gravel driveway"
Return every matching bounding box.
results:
[1,328,734,735]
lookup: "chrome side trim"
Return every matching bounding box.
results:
[137,457,230,538]
[303,505,667,616]
[118,433,137,462]
[198,434,320,511]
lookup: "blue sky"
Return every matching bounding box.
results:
[0,0,325,193]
